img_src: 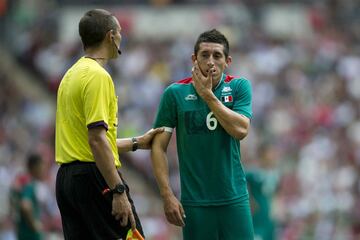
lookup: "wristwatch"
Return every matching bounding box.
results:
[111,183,126,195]
[131,137,138,152]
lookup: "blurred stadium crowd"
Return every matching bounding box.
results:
[0,0,360,239]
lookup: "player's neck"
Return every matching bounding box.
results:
[212,77,221,90]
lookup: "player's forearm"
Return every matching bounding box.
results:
[151,147,174,198]
[89,131,122,189]
[204,93,249,140]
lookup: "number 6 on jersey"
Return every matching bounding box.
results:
[206,111,217,130]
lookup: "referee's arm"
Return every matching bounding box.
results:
[116,128,164,153]
[88,127,136,229]
[88,127,122,189]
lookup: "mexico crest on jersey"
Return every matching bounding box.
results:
[221,95,233,103]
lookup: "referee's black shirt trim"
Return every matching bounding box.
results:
[87,120,108,131]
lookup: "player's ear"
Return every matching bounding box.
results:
[191,54,196,64]
[225,56,232,68]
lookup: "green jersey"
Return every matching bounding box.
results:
[154,74,252,206]
[17,181,43,240]
[246,168,279,240]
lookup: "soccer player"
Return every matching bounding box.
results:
[246,144,279,240]
[151,29,254,240]
[16,154,46,240]
[55,9,163,239]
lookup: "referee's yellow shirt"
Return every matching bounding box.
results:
[55,57,120,167]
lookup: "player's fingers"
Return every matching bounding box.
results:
[193,62,200,76]
[165,211,173,222]
[167,210,184,226]
[179,204,186,220]
[193,71,202,85]
[195,61,209,79]
[174,209,185,226]
[165,212,178,226]
[192,66,198,80]
[195,60,200,69]
[208,68,214,81]
[194,64,201,76]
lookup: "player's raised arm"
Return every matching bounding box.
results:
[192,54,251,140]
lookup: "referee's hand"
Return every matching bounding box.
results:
[137,127,165,149]
[163,194,185,227]
[112,193,136,230]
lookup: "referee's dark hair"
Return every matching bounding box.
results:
[26,153,42,171]
[194,29,230,58]
[78,9,118,50]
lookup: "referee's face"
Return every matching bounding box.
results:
[192,42,232,84]
[110,17,122,59]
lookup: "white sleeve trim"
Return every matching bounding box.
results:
[164,127,174,133]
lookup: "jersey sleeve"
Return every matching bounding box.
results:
[153,86,177,129]
[83,70,113,130]
[233,78,253,119]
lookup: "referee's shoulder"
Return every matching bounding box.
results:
[87,64,112,82]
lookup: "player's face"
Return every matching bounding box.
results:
[32,161,46,180]
[192,42,231,83]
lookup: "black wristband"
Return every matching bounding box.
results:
[131,137,138,151]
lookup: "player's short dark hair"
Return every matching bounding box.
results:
[79,9,118,50]
[194,29,230,58]
[26,153,42,171]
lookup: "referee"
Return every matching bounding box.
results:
[55,9,163,239]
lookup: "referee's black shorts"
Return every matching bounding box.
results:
[55,161,144,240]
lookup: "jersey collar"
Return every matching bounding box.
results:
[213,73,226,91]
